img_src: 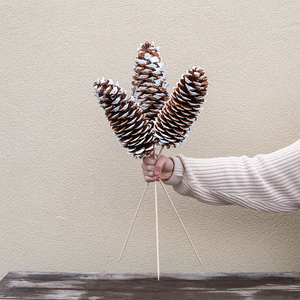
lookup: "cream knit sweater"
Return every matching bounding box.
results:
[165,139,300,212]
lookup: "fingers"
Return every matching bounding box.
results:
[141,155,174,182]
[141,156,158,182]
[142,156,156,168]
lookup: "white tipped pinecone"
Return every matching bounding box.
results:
[132,41,169,122]
[94,78,154,158]
[154,67,209,148]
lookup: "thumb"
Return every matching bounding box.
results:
[154,155,169,176]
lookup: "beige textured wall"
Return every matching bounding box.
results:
[1,0,300,280]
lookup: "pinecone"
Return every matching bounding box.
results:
[132,41,169,122]
[94,43,209,158]
[154,67,209,148]
[94,78,154,158]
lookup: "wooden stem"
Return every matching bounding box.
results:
[159,179,204,268]
[154,148,160,280]
[154,180,160,280]
[118,182,149,263]
[157,146,164,158]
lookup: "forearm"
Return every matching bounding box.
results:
[165,139,300,212]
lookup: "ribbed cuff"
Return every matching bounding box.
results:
[163,156,184,186]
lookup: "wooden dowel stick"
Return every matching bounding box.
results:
[153,147,160,280]
[154,179,160,280]
[157,146,164,158]
[118,182,149,263]
[159,179,204,268]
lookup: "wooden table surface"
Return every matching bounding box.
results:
[0,271,299,299]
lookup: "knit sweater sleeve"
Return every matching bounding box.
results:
[164,139,300,212]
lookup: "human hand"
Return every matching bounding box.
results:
[141,155,174,182]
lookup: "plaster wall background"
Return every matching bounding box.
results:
[1,0,299,279]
